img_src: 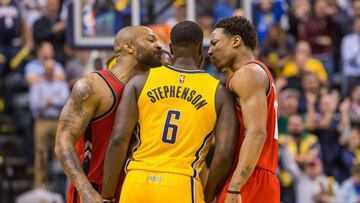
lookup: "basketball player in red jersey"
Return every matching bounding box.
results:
[54,26,162,203]
[208,16,280,203]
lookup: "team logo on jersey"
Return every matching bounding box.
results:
[179,75,185,84]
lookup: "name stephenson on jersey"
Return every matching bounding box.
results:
[146,85,208,110]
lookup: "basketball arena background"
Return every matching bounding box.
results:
[0,0,360,202]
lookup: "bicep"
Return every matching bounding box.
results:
[239,90,267,131]
[232,69,268,132]
[214,86,238,147]
[57,79,98,143]
[111,82,139,143]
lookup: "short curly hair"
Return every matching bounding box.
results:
[170,21,203,46]
[215,16,258,50]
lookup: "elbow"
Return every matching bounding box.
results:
[253,130,267,144]
[216,146,235,167]
[54,142,63,160]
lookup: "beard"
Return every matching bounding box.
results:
[137,50,162,68]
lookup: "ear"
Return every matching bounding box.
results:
[233,35,242,48]
[169,42,174,56]
[123,42,134,54]
[198,42,203,56]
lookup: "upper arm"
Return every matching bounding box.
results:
[57,75,99,143]
[111,73,148,143]
[230,66,268,133]
[214,84,238,150]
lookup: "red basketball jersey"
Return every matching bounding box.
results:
[235,60,278,173]
[217,60,279,202]
[67,69,127,203]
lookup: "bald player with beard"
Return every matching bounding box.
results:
[55,26,162,203]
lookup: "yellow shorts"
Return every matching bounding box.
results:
[120,170,205,203]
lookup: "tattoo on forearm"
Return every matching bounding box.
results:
[58,147,87,189]
[57,78,96,190]
[240,166,252,179]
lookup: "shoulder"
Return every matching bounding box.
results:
[25,60,41,74]
[126,71,150,97]
[54,62,64,72]
[230,63,268,92]
[342,33,356,43]
[341,178,354,188]
[71,74,100,101]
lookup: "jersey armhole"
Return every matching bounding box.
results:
[91,72,117,122]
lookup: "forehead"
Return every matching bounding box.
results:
[210,28,230,40]
[136,27,155,38]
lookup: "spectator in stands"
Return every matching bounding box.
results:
[282,114,319,165]
[281,41,328,86]
[281,142,343,203]
[299,0,336,80]
[166,0,187,27]
[341,17,360,96]
[298,72,325,113]
[341,126,360,179]
[288,0,311,40]
[259,25,295,76]
[0,0,33,76]
[25,41,65,86]
[29,54,69,188]
[64,49,90,87]
[253,0,286,47]
[33,0,66,64]
[341,163,360,203]
[16,187,64,203]
[349,85,360,124]
[307,91,346,182]
[278,89,300,137]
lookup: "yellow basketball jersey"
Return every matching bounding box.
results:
[127,65,219,180]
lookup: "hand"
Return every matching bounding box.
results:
[329,91,340,113]
[224,192,241,203]
[275,78,287,91]
[306,92,317,105]
[52,22,66,33]
[80,189,103,203]
[356,196,360,203]
[316,36,332,46]
[339,98,350,113]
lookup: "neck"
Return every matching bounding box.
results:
[231,49,255,72]
[110,57,144,84]
[45,75,53,82]
[172,57,199,70]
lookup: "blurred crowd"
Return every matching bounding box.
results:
[0,0,360,202]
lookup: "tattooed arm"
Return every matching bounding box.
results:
[226,65,268,194]
[55,76,102,203]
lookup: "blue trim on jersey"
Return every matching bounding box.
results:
[190,177,196,203]
[166,65,205,74]
[191,130,214,177]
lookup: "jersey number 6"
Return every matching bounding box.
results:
[162,110,181,144]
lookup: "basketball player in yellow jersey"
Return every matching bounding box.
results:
[102,21,238,203]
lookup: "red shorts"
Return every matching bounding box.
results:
[217,168,280,203]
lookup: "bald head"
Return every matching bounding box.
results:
[113,25,162,68]
[114,26,154,54]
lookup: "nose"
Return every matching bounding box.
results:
[207,47,213,57]
[155,42,162,51]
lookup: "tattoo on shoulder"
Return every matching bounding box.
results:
[58,77,95,141]
[240,166,252,179]
[71,78,96,114]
